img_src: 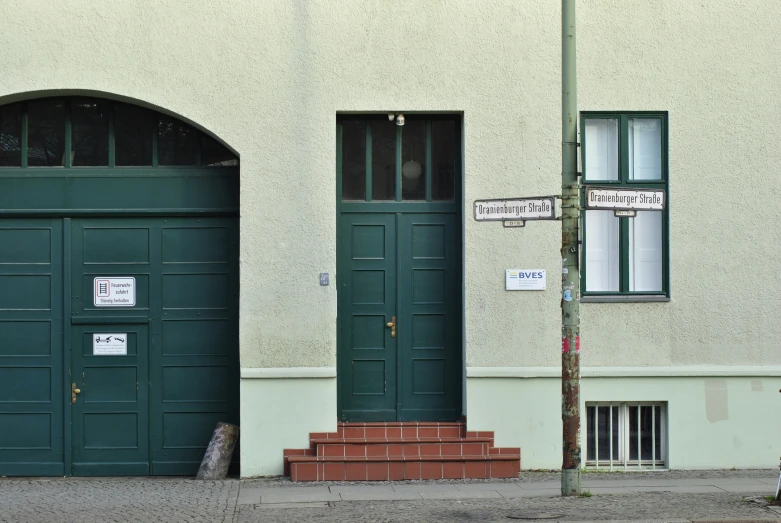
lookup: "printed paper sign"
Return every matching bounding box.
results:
[93,333,128,355]
[506,269,546,291]
[94,277,136,307]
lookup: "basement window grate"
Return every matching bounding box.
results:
[585,402,667,470]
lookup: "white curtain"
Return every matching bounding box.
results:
[629,211,663,292]
[584,119,618,181]
[585,210,619,292]
[628,118,662,180]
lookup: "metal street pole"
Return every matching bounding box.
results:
[560,0,582,496]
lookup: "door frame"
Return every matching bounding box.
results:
[335,114,465,421]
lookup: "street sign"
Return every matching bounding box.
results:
[584,187,665,211]
[474,196,556,221]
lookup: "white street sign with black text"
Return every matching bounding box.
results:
[585,187,665,211]
[474,197,556,221]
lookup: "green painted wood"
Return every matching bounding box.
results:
[69,217,239,476]
[338,213,398,421]
[0,168,238,216]
[0,219,65,476]
[336,115,463,422]
[397,214,461,421]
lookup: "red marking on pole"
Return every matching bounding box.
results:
[576,336,580,353]
[562,337,570,353]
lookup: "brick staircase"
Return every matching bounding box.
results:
[284,421,520,481]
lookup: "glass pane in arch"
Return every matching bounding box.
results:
[0,103,22,166]
[115,103,154,166]
[72,98,109,166]
[202,135,238,166]
[28,100,65,167]
[158,115,197,166]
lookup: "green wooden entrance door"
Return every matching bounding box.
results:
[337,115,463,422]
[338,213,461,421]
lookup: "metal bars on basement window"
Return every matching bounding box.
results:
[586,402,666,469]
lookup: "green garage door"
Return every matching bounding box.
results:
[0,219,64,475]
[0,98,240,476]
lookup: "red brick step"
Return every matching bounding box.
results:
[283,421,520,481]
[288,454,520,481]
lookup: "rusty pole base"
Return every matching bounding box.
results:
[561,468,581,496]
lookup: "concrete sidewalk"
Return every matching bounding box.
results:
[238,475,781,505]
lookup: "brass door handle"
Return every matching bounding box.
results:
[71,383,81,404]
[386,316,396,338]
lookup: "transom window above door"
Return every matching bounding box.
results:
[0,98,238,168]
[338,115,459,202]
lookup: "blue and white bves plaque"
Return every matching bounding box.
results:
[506,269,546,291]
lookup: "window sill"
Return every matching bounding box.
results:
[581,295,670,303]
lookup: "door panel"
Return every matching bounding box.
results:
[397,214,460,421]
[337,212,461,422]
[153,219,239,475]
[70,323,150,475]
[338,214,397,421]
[0,219,64,476]
[70,218,239,475]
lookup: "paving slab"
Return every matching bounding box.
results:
[583,486,635,495]
[392,484,459,493]
[716,484,777,493]
[252,502,330,509]
[626,485,725,494]
[339,491,422,501]
[419,489,503,500]
[499,488,563,498]
[454,482,523,491]
[328,485,396,494]
[261,491,342,504]
[236,488,262,505]
[517,481,561,490]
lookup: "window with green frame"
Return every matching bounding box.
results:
[580,112,669,297]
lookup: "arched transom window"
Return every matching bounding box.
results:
[0,98,238,168]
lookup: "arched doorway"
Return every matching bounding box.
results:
[0,97,240,476]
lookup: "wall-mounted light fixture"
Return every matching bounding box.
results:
[387,113,405,126]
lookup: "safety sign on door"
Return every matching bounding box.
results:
[94,277,136,307]
[93,333,128,355]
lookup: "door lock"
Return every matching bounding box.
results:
[386,316,396,338]
[71,383,81,404]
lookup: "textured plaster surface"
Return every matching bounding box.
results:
[0,0,779,371]
[467,376,781,470]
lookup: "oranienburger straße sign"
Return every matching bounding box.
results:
[474,196,556,221]
[584,187,665,211]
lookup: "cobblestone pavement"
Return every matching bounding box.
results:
[1,470,779,523]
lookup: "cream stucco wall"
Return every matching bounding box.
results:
[2,1,778,371]
[1,1,780,475]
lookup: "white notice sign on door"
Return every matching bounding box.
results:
[93,333,128,355]
[94,277,136,307]
[506,269,546,291]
